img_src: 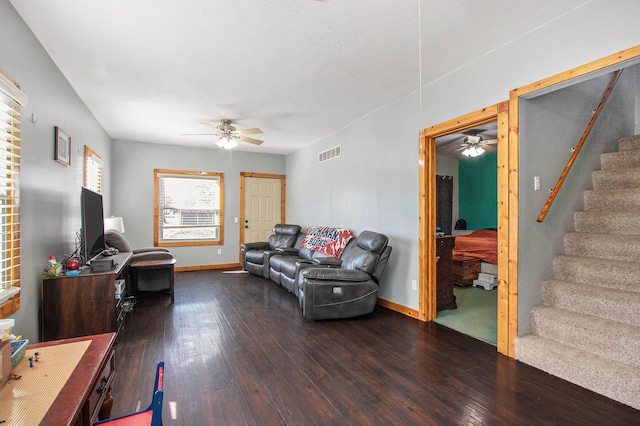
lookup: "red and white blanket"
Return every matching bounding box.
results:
[300,226,355,258]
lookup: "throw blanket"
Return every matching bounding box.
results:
[300,226,355,258]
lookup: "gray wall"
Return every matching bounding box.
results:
[517,68,637,334]
[111,140,285,267]
[0,1,113,342]
[287,0,640,312]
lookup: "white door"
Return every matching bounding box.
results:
[243,176,282,243]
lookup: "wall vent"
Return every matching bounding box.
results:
[318,145,341,163]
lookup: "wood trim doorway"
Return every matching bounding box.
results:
[239,172,287,258]
[418,101,517,357]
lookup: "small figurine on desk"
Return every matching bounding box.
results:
[42,255,62,278]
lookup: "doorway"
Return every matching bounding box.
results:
[418,101,517,356]
[239,172,286,248]
[433,122,499,345]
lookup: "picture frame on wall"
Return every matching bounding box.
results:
[55,126,71,166]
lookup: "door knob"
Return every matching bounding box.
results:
[245,220,248,223]
[245,225,249,229]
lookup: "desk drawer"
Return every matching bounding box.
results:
[88,349,115,423]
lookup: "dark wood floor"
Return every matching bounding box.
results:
[110,270,640,425]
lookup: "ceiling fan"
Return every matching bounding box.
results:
[438,129,497,157]
[182,119,263,149]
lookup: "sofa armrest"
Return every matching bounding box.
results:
[241,242,270,252]
[301,267,370,282]
[276,247,300,255]
[298,268,379,320]
[312,257,343,267]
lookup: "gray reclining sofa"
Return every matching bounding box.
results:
[241,225,392,320]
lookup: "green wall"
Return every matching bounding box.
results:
[458,152,497,230]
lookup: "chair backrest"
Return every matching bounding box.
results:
[150,361,164,426]
[339,231,389,277]
[268,224,301,250]
[105,229,132,252]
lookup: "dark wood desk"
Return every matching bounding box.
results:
[1,333,116,425]
[129,258,176,303]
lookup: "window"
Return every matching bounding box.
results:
[154,169,224,246]
[84,146,103,193]
[0,70,27,316]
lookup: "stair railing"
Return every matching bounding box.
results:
[537,69,623,223]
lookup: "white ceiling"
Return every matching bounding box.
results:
[9,0,590,154]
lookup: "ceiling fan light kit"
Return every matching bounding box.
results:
[461,146,485,157]
[216,136,238,150]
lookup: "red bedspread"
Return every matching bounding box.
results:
[452,229,498,264]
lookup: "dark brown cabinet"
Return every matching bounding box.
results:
[41,252,131,341]
[436,236,457,311]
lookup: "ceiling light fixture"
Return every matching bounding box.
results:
[461,146,485,157]
[216,135,238,150]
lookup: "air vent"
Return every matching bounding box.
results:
[318,145,341,163]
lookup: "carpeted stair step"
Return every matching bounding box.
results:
[619,135,640,151]
[515,334,640,410]
[542,280,640,327]
[592,167,640,190]
[584,188,640,212]
[574,211,640,235]
[564,232,640,262]
[553,255,640,292]
[601,149,640,170]
[530,306,640,368]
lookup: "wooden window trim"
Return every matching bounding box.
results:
[154,168,224,247]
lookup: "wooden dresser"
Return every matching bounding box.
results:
[436,236,457,311]
[41,252,131,341]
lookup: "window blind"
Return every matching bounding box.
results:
[0,71,27,293]
[84,146,104,193]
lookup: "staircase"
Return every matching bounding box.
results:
[516,134,640,410]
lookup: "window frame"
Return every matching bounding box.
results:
[0,69,27,317]
[154,168,224,247]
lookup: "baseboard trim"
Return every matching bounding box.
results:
[176,263,242,273]
[377,298,419,319]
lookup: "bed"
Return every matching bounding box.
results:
[451,229,498,285]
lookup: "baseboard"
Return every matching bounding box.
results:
[176,262,242,273]
[377,298,419,319]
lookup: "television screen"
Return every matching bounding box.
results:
[81,187,105,264]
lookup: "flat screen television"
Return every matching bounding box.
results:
[81,187,105,264]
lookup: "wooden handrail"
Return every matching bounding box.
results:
[537,69,623,223]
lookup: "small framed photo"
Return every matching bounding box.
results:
[55,127,71,166]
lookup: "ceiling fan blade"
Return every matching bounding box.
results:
[483,138,498,145]
[483,144,497,152]
[236,135,264,145]
[236,128,263,135]
[198,121,221,130]
[181,133,218,136]
[438,143,465,154]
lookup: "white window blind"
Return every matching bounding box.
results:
[0,71,27,295]
[155,169,224,245]
[84,146,104,193]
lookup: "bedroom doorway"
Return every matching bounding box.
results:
[418,101,517,356]
[433,137,499,345]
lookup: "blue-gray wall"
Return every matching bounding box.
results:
[110,140,285,267]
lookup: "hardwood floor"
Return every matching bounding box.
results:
[111,270,640,425]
